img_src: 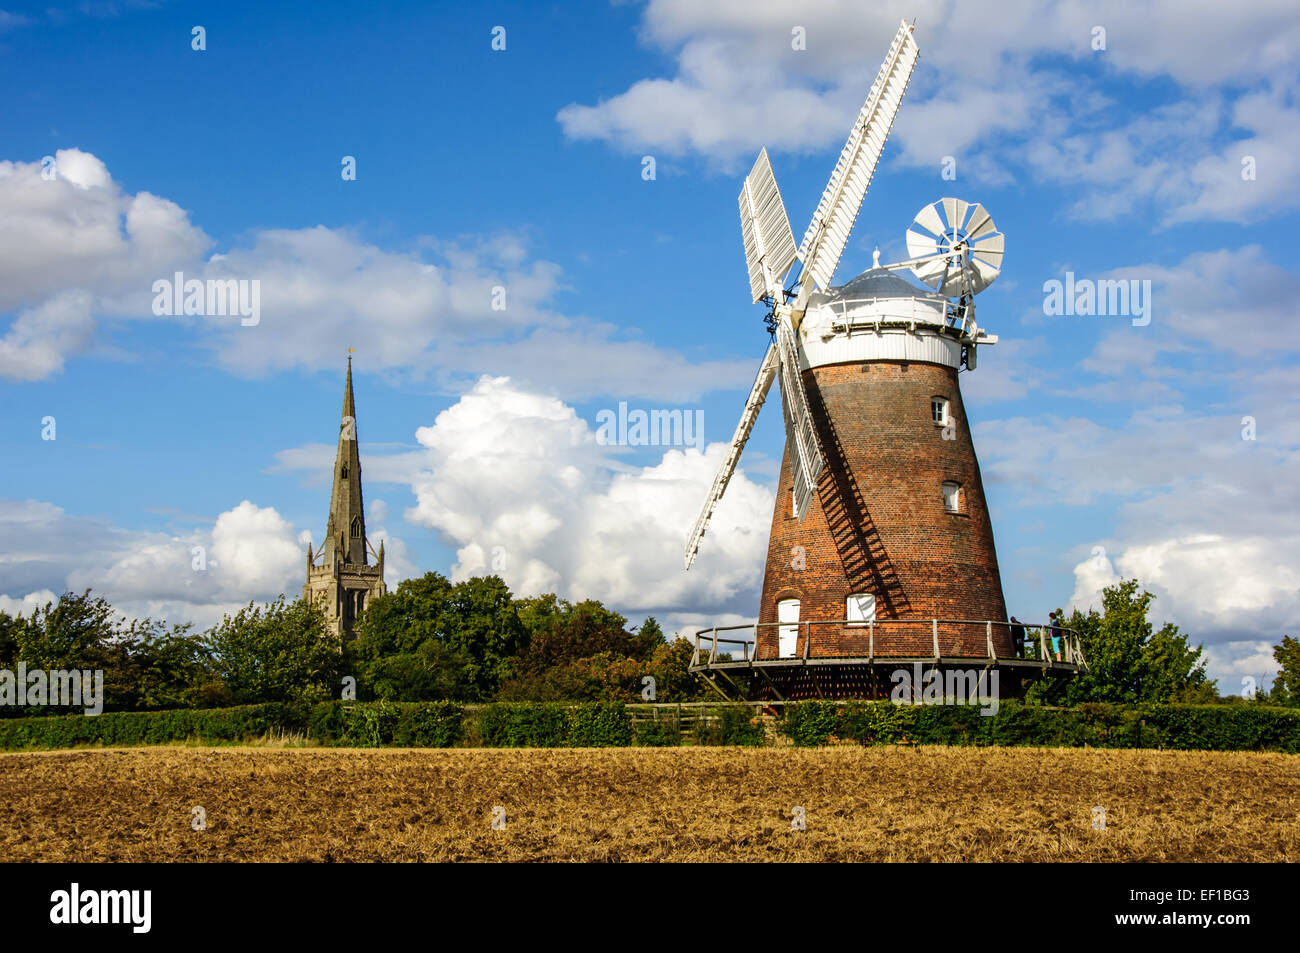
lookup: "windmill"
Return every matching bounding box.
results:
[684,19,1019,693]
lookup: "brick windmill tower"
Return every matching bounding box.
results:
[683,21,1043,699]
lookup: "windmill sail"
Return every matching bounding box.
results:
[684,19,923,571]
[684,343,779,569]
[795,19,919,304]
[776,319,824,518]
[739,148,799,303]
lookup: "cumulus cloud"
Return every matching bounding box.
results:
[557,0,1300,222]
[0,151,753,398]
[0,589,58,617]
[0,376,771,634]
[403,376,773,615]
[0,148,210,311]
[0,290,97,381]
[982,394,1300,687]
[0,498,410,632]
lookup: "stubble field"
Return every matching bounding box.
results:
[1,745,1296,862]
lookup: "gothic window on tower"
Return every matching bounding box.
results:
[942,481,961,513]
[931,397,949,426]
[350,517,361,538]
[341,464,348,479]
[846,593,876,625]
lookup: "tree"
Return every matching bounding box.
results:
[12,590,118,671]
[443,575,528,693]
[1033,579,1215,705]
[0,591,217,713]
[204,595,339,705]
[511,599,656,675]
[1268,635,1300,706]
[349,572,526,701]
[494,604,697,701]
[1140,621,1214,703]
[119,619,214,710]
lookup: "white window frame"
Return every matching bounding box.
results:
[931,397,949,426]
[942,481,961,513]
[846,593,876,626]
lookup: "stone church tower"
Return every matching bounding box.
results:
[303,356,386,642]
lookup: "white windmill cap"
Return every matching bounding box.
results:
[822,267,947,304]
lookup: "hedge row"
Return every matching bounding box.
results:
[0,703,310,750]
[778,700,1300,752]
[0,700,1296,752]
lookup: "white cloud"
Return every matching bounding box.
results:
[404,376,773,614]
[0,148,210,310]
[208,501,304,594]
[0,497,411,632]
[986,396,1300,686]
[557,0,1300,223]
[0,290,96,381]
[0,589,58,617]
[1068,535,1298,688]
[1069,246,1300,373]
[4,372,772,632]
[0,151,751,399]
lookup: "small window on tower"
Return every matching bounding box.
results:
[846,593,876,625]
[931,397,949,426]
[942,481,961,513]
[341,464,348,479]
[350,517,361,538]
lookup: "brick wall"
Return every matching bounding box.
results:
[757,357,1009,659]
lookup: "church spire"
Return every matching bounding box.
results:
[303,351,386,644]
[321,354,367,566]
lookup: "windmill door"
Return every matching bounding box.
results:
[778,599,800,658]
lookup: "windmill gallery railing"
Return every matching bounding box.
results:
[690,619,1086,671]
[819,296,973,338]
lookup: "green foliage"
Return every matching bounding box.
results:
[478,701,570,746]
[0,703,311,749]
[0,583,705,715]
[391,701,465,747]
[308,700,465,747]
[633,716,681,747]
[1031,580,1216,705]
[696,705,765,746]
[0,699,1296,752]
[508,599,651,674]
[353,639,476,703]
[778,701,842,747]
[0,591,213,715]
[773,700,1300,753]
[349,572,527,701]
[1269,635,1300,707]
[9,590,118,670]
[477,701,633,747]
[839,700,912,744]
[566,702,635,746]
[494,601,700,702]
[204,595,339,705]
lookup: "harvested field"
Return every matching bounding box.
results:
[1,745,1296,862]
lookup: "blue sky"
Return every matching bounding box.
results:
[1,0,1297,690]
